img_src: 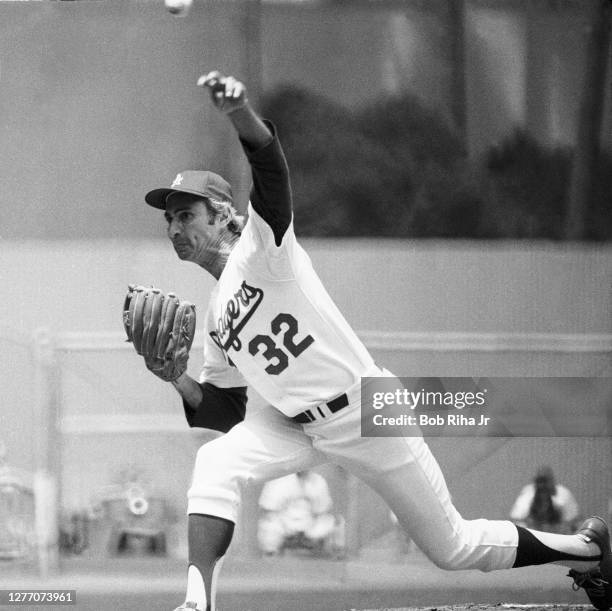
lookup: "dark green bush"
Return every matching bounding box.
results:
[260,86,413,236]
[480,130,570,239]
[585,150,612,240]
[260,86,610,240]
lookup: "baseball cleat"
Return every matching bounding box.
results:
[172,602,201,611]
[568,516,612,610]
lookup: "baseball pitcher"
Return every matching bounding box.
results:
[125,71,611,611]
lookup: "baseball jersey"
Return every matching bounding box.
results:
[259,472,333,519]
[199,126,375,417]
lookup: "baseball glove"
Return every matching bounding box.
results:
[123,285,196,382]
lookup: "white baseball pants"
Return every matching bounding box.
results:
[187,368,519,572]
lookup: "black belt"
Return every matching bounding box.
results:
[292,393,349,424]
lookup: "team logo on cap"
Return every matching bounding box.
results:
[171,173,184,188]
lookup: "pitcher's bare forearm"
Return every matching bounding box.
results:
[172,372,203,409]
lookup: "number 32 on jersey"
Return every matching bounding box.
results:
[248,313,314,375]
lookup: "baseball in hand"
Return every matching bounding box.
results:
[165,0,192,17]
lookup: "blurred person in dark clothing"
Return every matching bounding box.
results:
[511,466,580,534]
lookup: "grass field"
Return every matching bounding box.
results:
[357,606,594,611]
[0,553,592,611]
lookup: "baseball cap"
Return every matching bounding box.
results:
[145,170,233,209]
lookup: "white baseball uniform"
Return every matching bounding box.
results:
[257,471,336,554]
[187,126,519,572]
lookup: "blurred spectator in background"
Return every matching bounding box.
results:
[0,440,35,561]
[510,466,580,534]
[257,470,338,556]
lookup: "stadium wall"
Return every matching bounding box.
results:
[1,239,610,558]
